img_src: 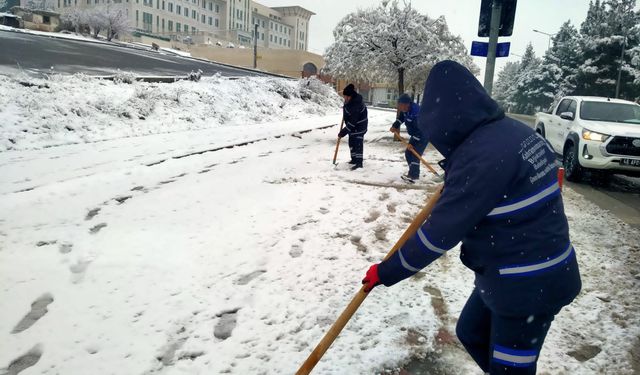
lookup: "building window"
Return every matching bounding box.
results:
[168,20,173,31]
[261,20,264,28]
[183,24,188,32]
[208,2,211,10]
[156,0,158,9]
[192,26,196,33]
[192,9,196,19]
[156,15,159,31]
[168,2,172,11]
[142,12,152,32]
[176,22,180,31]
[208,16,211,25]
[201,14,205,23]
[269,35,272,42]
[214,18,218,27]
[184,7,188,16]
[279,37,282,44]
[288,40,290,47]
[201,0,205,8]
[261,32,264,40]
[162,18,165,31]
[161,0,164,9]
[215,4,218,12]
[176,5,180,14]
[279,25,282,32]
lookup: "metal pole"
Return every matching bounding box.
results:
[253,23,258,69]
[615,34,627,99]
[483,0,502,96]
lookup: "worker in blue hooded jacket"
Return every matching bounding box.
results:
[362,61,581,374]
[339,83,368,170]
[390,93,428,183]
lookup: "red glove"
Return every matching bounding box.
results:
[362,264,381,292]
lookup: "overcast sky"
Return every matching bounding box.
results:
[258,0,594,80]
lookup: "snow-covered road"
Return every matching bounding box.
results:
[1,110,639,375]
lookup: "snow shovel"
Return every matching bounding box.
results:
[393,132,440,177]
[332,118,345,165]
[296,185,444,375]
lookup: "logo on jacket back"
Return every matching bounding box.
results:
[633,139,640,147]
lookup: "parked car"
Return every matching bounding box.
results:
[535,96,640,182]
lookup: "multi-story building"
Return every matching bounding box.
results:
[50,0,313,51]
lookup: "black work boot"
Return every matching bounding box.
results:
[351,163,363,171]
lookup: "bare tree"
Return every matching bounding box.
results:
[102,4,130,41]
[61,8,88,33]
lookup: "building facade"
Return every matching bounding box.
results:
[50,0,313,51]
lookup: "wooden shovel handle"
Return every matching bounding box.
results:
[296,185,444,375]
[394,132,439,176]
[332,118,345,164]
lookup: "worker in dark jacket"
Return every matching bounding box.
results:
[391,93,428,183]
[339,84,368,170]
[362,61,581,374]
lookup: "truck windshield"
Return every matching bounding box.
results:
[580,101,640,124]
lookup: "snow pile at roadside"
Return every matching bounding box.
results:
[0,74,342,151]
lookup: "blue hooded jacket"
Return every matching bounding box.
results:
[392,102,424,141]
[377,61,581,316]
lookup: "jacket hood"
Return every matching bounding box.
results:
[418,60,504,158]
[346,92,364,108]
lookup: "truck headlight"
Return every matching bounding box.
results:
[582,129,609,142]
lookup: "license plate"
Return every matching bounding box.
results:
[620,158,640,167]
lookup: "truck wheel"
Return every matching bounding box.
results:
[535,124,545,138]
[563,143,583,182]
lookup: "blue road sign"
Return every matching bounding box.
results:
[470,41,511,57]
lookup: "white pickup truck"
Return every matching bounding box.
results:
[535,96,640,183]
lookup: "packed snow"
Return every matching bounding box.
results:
[0,74,342,151]
[1,75,639,374]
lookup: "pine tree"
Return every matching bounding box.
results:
[520,21,583,112]
[512,43,542,114]
[493,61,521,112]
[576,0,640,99]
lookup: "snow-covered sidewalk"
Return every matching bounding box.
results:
[1,109,639,375]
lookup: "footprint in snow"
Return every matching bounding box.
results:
[214,308,240,340]
[289,243,303,258]
[35,240,56,247]
[89,223,107,234]
[364,210,381,223]
[235,270,266,286]
[59,243,73,254]
[114,196,132,204]
[70,259,91,284]
[11,294,54,334]
[3,344,43,375]
[318,207,329,214]
[85,208,101,221]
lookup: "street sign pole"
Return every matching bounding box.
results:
[253,23,258,69]
[483,0,502,96]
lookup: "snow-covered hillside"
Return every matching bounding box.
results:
[0,74,342,151]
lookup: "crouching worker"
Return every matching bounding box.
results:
[362,61,581,374]
[339,84,368,170]
[391,93,428,183]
